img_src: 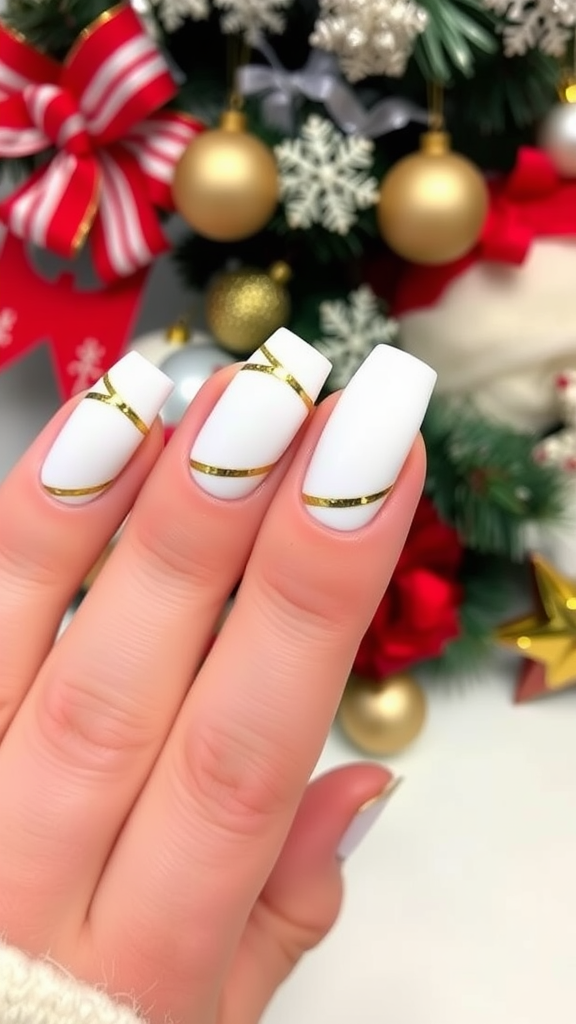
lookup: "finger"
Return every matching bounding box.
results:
[95,347,434,1016]
[225,765,396,1024]
[0,352,170,737]
[0,332,330,937]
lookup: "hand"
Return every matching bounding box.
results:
[0,333,434,1023]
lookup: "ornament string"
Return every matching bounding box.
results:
[237,35,427,137]
[426,81,444,131]
[0,4,203,282]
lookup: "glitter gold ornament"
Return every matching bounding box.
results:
[377,131,489,264]
[539,76,576,178]
[205,261,292,355]
[496,554,576,697]
[337,673,427,756]
[172,109,279,241]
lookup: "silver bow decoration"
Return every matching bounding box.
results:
[236,38,427,136]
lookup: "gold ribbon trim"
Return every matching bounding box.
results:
[85,372,149,435]
[190,459,275,478]
[302,485,393,508]
[43,479,114,498]
[241,343,313,411]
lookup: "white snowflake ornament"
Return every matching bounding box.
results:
[534,371,576,470]
[483,0,576,56]
[274,115,379,235]
[150,0,208,31]
[314,285,398,389]
[214,0,294,40]
[310,0,428,82]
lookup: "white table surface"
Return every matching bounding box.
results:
[2,279,576,1024]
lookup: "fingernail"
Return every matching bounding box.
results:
[302,345,436,531]
[189,328,331,499]
[337,777,402,861]
[40,352,174,505]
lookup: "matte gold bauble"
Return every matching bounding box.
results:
[172,109,278,241]
[377,131,489,264]
[205,260,292,354]
[338,673,427,756]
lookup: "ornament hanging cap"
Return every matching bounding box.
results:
[165,318,190,344]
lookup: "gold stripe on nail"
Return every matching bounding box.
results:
[42,479,114,497]
[241,343,314,411]
[85,372,149,435]
[190,459,276,478]
[302,485,393,508]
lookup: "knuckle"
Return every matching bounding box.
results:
[256,548,357,641]
[38,668,154,771]
[128,514,222,591]
[176,722,290,840]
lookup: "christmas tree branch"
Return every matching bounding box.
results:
[423,399,563,559]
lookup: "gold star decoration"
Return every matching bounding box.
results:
[496,554,576,699]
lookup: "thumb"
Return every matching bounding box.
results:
[222,764,399,1024]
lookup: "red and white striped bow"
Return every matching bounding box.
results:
[0,4,203,281]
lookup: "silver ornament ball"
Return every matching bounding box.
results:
[160,341,237,425]
[539,102,576,177]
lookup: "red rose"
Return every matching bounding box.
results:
[354,497,463,678]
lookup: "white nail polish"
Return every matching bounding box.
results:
[190,328,331,499]
[41,352,174,505]
[302,345,436,531]
[337,778,401,861]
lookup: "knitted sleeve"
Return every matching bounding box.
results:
[0,941,146,1024]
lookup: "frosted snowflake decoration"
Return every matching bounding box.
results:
[314,286,398,390]
[483,0,576,56]
[274,115,379,235]
[214,0,294,40]
[150,0,208,31]
[310,0,428,82]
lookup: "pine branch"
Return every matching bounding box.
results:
[422,399,563,559]
[5,0,111,56]
[415,0,497,81]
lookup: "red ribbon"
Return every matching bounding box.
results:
[0,5,203,282]
[480,147,567,264]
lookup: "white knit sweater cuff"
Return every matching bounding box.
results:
[0,941,147,1024]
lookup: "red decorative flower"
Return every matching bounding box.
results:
[354,496,464,678]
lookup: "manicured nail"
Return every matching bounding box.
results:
[41,352,173,505]
[302,345,436,531]
[337,777,402,861]
[190,328,331,499]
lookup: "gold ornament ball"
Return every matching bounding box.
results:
[377,131,489,264]
[338,673,427,756]
[205,261,292,355]
[172,109,279,241]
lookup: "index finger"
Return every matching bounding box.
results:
[93,347,435,1018]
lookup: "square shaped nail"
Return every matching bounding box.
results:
[302,345,437,531]
[41,352,174,504]
[190,327,332,499]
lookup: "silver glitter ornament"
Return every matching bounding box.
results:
[160,340,237,425]
[539,100,576,177]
